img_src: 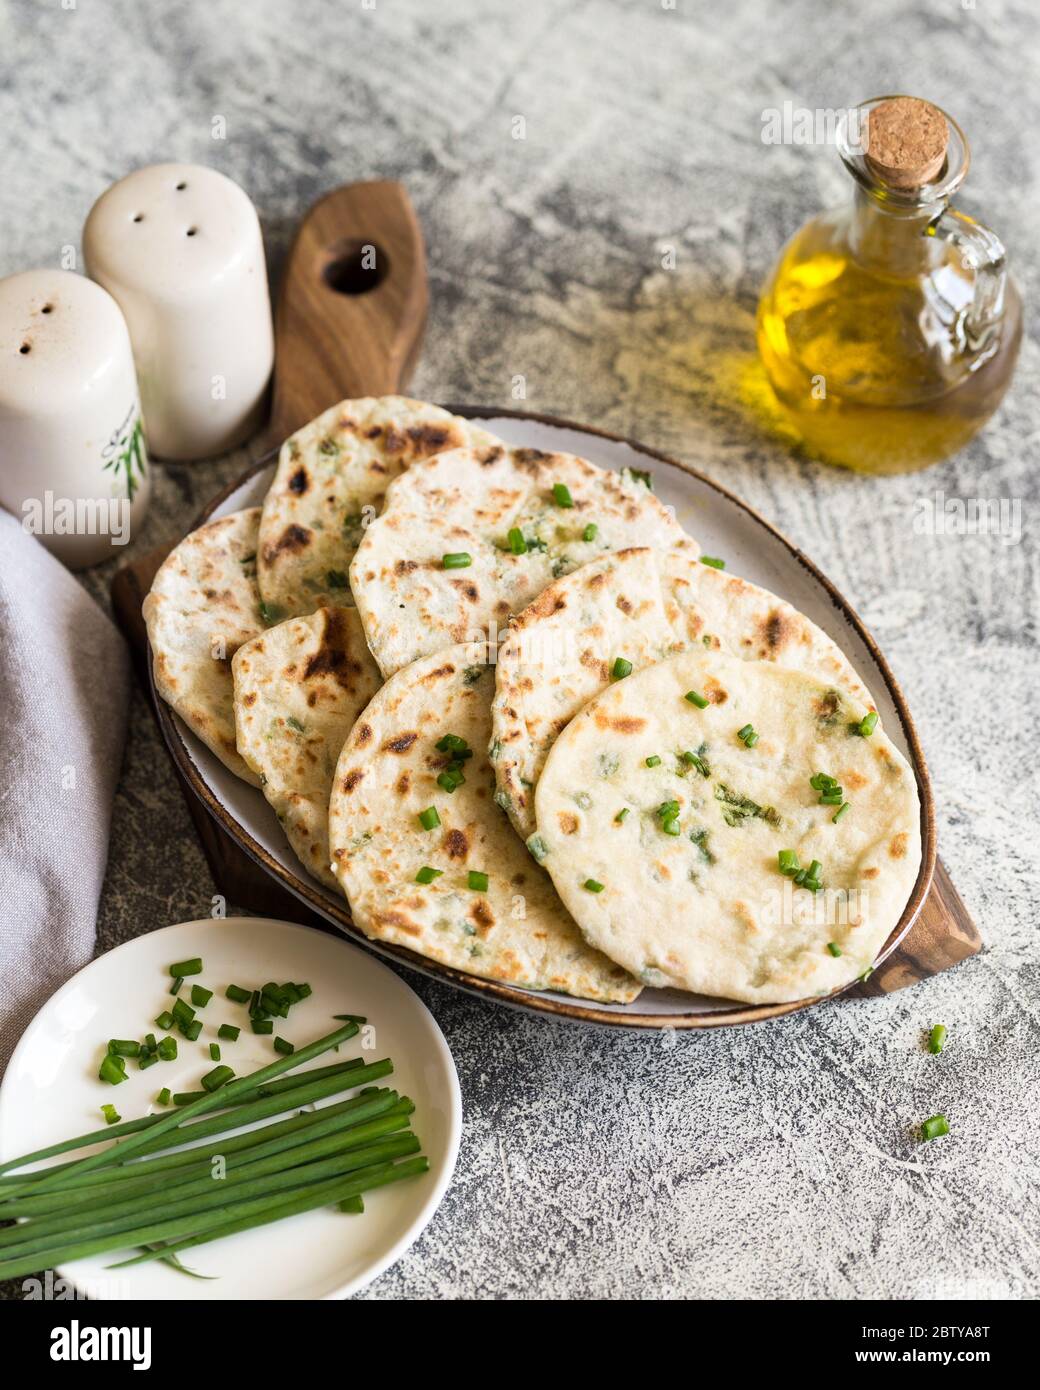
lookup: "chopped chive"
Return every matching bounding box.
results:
[169,977,184,996]
[778,849,799,876]
[436,733,469,753]
[157,1037,178,1061]
[584,879,605,893]
[736,723,756,746]
[615,807,630,823]
[793,868,808,886]
[169,958,203,978]
[820,790,844,805]
[920,1115,949,1142]
[138,1052,159,1071]
[218,1024,240,1042]
[332,1014,367,1024]
[743,731,759,747]
[98,1055,127,1086]
[833,801,851,824]
[171,997,196,1028]
[437,769,465,793]
[190,984,213,1008]
[101,1104,121,1125]
[442,552,472,569]
[208,1043,220,1062]
[826,942,842,957]
[107,1039,140,1058]
[611,656,633,680]
[928,1024,947,1055]
[339,1195,365,1215]
[467,871,489,892]
[645,755,662,768]
[657,800,680,819]
[552,482,574,508]
[418,807,441,831]
[252,1018,274,1035]
[681,749,710,778]
[225,984,251,1004]
[415,865,443,884]
[857,711,879,737]
[200,1064,235,1092]
[183,1020,203,1042]
[700,555,725,570]
[156,1088,171,1107]
[295,983,313,1000]
[661,817,681,836]
[685,690,709,709]
[506,527,526,554]
[582,523,598,542]
[808,860,823,881]
[273,1037,294,1056]
[526,833,549,862]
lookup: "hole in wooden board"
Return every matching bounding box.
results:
[323,241,388,296]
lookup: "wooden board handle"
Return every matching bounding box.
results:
[856,857,982,995]
[267,180,428,444]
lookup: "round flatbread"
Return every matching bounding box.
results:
[350,445,699,678]
[257,396,501,618]
[143,508,264,784]
[232,607,382,888]
[328,645,640,1003]
[533,650,920,1004]
[493,547,873,837]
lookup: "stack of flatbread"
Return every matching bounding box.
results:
[145,396,921,1006]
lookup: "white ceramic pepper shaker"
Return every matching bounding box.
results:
[83,163,274,460]
[0,268,150,569]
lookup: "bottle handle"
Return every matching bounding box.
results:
[929,208,1008,355]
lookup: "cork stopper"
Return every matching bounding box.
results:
[863,97,948,189]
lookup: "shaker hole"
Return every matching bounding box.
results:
[41,304,53,314]
[133,213,144,223]
[323,241,388,296]
[19,343,30,354]
[175,181,187,190]
[186,226,198,237]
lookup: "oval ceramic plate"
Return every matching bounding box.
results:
[150,410,935,1028]
[0,917,462,1300]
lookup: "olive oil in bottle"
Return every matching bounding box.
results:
[757,96,1021,475]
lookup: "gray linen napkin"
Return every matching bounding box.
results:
[0,511,130,1071]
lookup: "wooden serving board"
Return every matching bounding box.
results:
[111,180,982,1000]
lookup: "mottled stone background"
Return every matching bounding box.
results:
[1,0,1037,1300]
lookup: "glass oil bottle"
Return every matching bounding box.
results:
[757,96,1021,474]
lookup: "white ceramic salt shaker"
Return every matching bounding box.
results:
[0,269,150,569]
[83,163,274,460]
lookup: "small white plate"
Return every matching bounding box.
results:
[0,917,462,1300]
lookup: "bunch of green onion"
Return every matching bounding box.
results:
[0,1022,428,1280]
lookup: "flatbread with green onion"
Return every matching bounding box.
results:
[257,397,501,618]
[350,445,699,678]
[327,644,641,1003]
[143,508,264,784]
[533,649,919,1004]
[232,607,382,888]
[492,547,873,836]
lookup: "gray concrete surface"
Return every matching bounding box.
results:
[0,0,1037,1299]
